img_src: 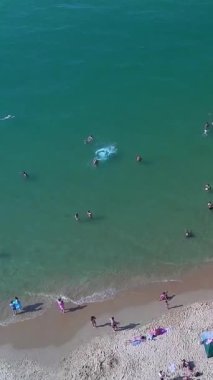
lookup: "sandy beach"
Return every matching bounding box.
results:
[0,264,213,379]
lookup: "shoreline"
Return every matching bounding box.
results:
[0,263,213,368]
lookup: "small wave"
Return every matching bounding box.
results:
[25,288,117,305]
[73,288,117,305]
[0,114,15,121]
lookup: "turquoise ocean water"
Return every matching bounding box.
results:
[1,0,213,318]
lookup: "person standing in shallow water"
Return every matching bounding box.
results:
[57,298,65,313]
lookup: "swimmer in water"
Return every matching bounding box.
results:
[87,210,93,219]
[93,158,99,167]
[203,121,210,136]
[136,155,142,162]
[208,201,213,210]
[21,171,29,179]
[74,213,79,221]
[204,184,211,192]
[185,229,192,238]
[84,135,94,144]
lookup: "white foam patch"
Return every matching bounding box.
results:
[95,145,117,161]
[75,288,117,304]
[0,114,15,121]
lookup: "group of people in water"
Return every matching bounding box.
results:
[74,210,93,222]
[84,134,143,167]
[185,181,213,238]
[184,183,212,238]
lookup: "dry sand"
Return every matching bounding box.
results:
[0,265,213,379]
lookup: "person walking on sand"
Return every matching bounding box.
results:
[57,297,65,313]
[160,291,169,309]
[110,316,119,332]
[90,316,97,327]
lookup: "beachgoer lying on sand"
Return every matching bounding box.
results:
[110,316,119,332]
[126,335,146,346]
[147,326,170,341]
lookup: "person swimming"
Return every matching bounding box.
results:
[74,213,79,221]
[87,210,93,219]
[204,184,211,192]
[208,201,213,210]
[185,229,193,238]
[93,158,99,167]
[21,171,29,179]
[136,155,142,162]
[203,121,210,135]
[84,135,94,144]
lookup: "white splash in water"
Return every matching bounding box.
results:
[0,114,15,121]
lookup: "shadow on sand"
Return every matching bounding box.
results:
[119,323,140,331]
[20,303,43,314]
[66,305,87,313]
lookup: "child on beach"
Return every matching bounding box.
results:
[57,298,65,313]
[110,316,119,332]
[90,316,97,327]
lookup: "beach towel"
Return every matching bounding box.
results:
[149,327,169,337]
[168,363,176,374]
